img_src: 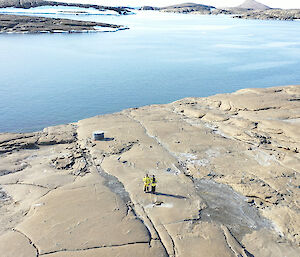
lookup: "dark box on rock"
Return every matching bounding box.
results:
[93,131,104,141]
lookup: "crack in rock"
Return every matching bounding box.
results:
[1,182,50,190]
[13,228,39,257]
[222,225,254,257]
[85,145,170,256]
[39,241,150,255]
[137,203,171,257]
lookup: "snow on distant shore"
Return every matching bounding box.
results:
[45,0,300,9]
[0,6,118,15]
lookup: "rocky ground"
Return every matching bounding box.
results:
[159,3,213,15]
[147,3,300,21]
[0,0,131,15]
[0,0,131,33]
[0,85,299,257]
[231,9,300,21]
[0,14,124,33]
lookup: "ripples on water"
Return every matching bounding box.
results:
[0,8,300,132]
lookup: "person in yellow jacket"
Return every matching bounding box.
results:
[143,174,151,193]
[151,175,157,194]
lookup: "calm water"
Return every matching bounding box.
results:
[0,10,300,132]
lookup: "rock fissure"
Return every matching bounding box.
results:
[39,241,150,255]
[158,223,177,257]
[221,226,254,257]
[123,112,191,257]
[93,162,155,240]
[124,112,184,173]
[1,182,50,190]
[13,228,39,257]
[0,134,37,146]
[81,133,171,256]
[137,203,171,257]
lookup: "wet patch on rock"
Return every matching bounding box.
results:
[194,179,272,240]
[97,165,131,204]
[0,187,12,208]
[0,187,10,202]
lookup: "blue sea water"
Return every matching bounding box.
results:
[0,10,300,132]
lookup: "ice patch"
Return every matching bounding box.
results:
[264,42,300,48]
[205,149,220,158]
[182,25,234,31]
[157,202,173,208]
[179,153,197,160]
[251,149,278,166]
[165,164,181,175]
[230,61,296,72]
[33,203,45,207]
[282,118,300,124]
[0,6,119,16]
[204,123,231,139]
[178,149,219,168]
[193,159,210,166]
[94,26,119,32]
[215,41,300,50]
[215,43,257,49]
[145,202,173,209]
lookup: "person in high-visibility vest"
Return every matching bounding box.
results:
[151,175,157,194]
[143,174,151,193]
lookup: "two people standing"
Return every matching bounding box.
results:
[143,174,157,194]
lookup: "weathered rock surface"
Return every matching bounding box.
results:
[232,8,300,20]
[159,2,215,14]
[0,14,123,33]
[145,2,300,21]
[139,6,160,11]
[0,0,131,15]
[0,85,299,256]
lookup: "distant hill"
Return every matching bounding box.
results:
[161,2,214,8]
[159,2,215,14]
[237,0,271,10]
[160,2,215,10]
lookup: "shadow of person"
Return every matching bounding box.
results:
[154,192,187,199]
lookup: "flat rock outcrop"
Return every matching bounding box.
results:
[159,2,215,14]
[0,14,123,33]
[0,85,299,256]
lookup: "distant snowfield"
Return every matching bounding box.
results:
[45,0,300,9]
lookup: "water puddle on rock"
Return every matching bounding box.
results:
[194,179,272,240]
[97,167,131,203]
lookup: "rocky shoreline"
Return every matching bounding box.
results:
[0,0,131,33]
[141,3,300,21]
[0,0,132,15]
[231,8,300,21]
[0,14,124,33]
[0,85,299,256]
